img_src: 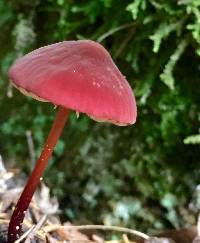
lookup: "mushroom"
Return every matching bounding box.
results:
[7,40,137,242]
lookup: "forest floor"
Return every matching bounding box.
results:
[0,156,198,243]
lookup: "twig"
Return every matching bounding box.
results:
[14,226,35,243]
[123,234,131,243]
[114,28,136,58]
[44,224,149,240]
[24,215,47,243]
[0,154,6,173]
[0,212,8,218]
[7,83,13,98]
[197,214,200,236]
[26,130,36,168]
[18,218,46,240]
[92,234,104,243]
[0,219,9,224]
[97,23,136,43]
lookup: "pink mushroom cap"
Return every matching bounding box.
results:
[9,40,137,125]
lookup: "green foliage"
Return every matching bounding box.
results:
[126,0,146,20]
[160,38,188,90]
[184,134,200,144]
[0,0,200,232]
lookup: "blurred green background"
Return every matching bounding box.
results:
[0,0,200,233]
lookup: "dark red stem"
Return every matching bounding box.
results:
[7,106,69,243]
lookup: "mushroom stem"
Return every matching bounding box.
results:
[8,106,69,243]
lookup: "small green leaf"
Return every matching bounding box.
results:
[184,134,200,144]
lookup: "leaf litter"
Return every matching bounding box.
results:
[0,155,196,242]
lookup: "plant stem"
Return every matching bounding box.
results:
[7,106,69,243]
